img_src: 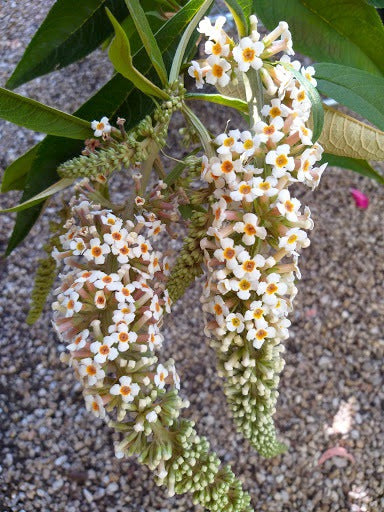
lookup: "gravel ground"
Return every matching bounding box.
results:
[1,2,383,511]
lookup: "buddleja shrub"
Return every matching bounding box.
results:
[1,0,384,510]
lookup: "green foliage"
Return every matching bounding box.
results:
[6,0,129,89]
[315,63,384,130]
[4,0,207,254]
[125,0,168,85]
[0,87,93,139]
[254,0,384,75]
[0,178,74,213]
[106,9,168,99]
[169,0,214,82]
[224,0,252,36]
[1,145,40,193]
[185,92,248,114]
[321,154,384,184]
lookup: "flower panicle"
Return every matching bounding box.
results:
[193,16,327,457]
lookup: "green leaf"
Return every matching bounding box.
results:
[365,0,384,7]
[1,144,40,192]
[185,92,248,113]
[5,0,207,254]
[125,0,168,85]
[280,63,324,143]
[314,63,384,131]
[224,0,252,37]
[322,153,384,185]
[6,0,129,90]
[254,0,384,76]
[106,8,169,99]
[169,0,214,82]
[319,106,384,161]
[164,148,200,185]
[0,178,75,213]
[0,87,93,139]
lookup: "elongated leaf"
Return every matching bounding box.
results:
[1,144,40,192]
[314,63,384,131]
[254,0,384,76]
[280,63,324,143]
[319,106,384,161]
[225,0,252,37]
[106,9,168,99]
[125,0,168,85]
[169,0,214,81]
[0,179,74,213]
[0,87,93,139]
[6,0,129,90]
[365,1,384,7]
[5,0,207,254]
[322,153,384,185]
[185,92,248,113]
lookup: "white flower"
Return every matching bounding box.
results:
[230,180,257,203]
[261,98,292,119]
[148,252,162,275]
[266,144,295,177]
[257,273,288,306]
[110,376,140,403]
[114,282,136,303]
[108,327,138,352]
[84,238,111,264]
[290,86,312,114]
[62,291,82,317]
[91,117,111,137]
[230,276,258,300]
[149,295,163,321]
[69,238,86,255]
[79,358,105,386]
[233,213,266,245]
[279,227,309,252]
[148,325,163,350]
[205,55,232,87]
[101,213,121,228]
[188,60,207,89]
[276,189,301,222]
[85,394,106,418]
[232,37,264,72]
[301,65,317,86]
[163,289,172,314]
[205,36,230,58]
[104,225,128,248]
[112,242,132,264]
[211,154,242,183]
[67,329,89,352]
[254,117,285,144]
[234,130,262,159]
[244,300,267,323]
[132,236,152,260]
[214,238,242,270]
[252,176,279,197]
[233,251,264,280]
[94,272,120,290]
[198,15,226,40]
[211,197,227,228]
[297,149,316,182]
[215,129,240,154]
[247,325,276,349]
[90,338,119,364]
[211,296,229,323]
[112,303,135,325]
[225,312,245,333]
[154,364,168,389]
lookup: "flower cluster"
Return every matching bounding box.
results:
[189,15,313,94]
[52,195,253,511]
[52,198,178,426]
[197,17,326,456]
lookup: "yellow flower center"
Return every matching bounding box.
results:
[223,247,235,259]
[244,224,256,236]
[221,160,234,174]
[120,385,131,396]
[270,106,281,117]
[212,42,222,55]
[285,200,294,212]
[239,184,251,195]
[276,154,288,167]
[288,234,298,244]
[242,47,255,62]
[243,139,254,150]
[223,136,234,147]
[256,329,268,340]
[212,64,224,78]
[239,279,251,291]
[231,317,241,327]
[266,283,278,294]
[91,246,102,257]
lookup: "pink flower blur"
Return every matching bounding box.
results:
[350,188,369,209]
